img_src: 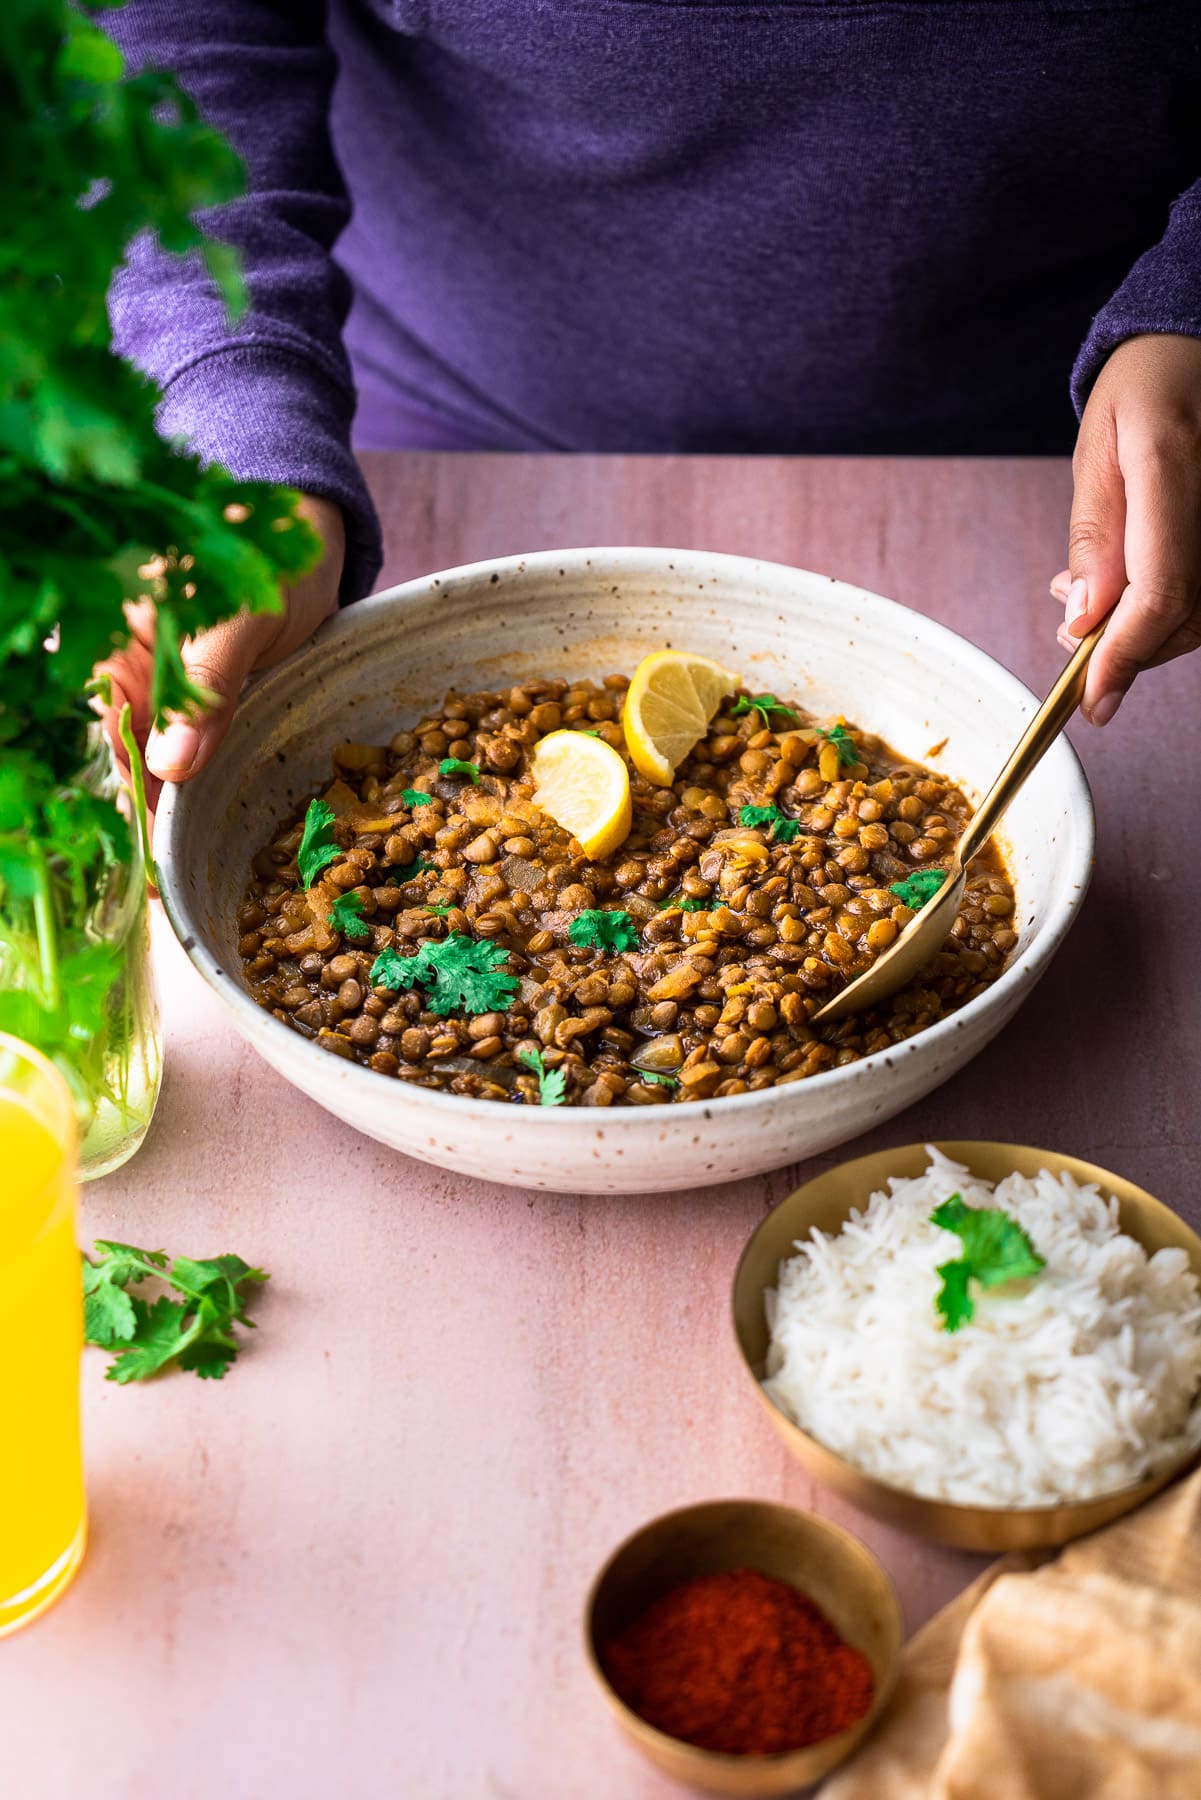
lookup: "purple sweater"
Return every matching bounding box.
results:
[108,2,1201,601]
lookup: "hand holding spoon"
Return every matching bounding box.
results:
[813,621,1105,1024]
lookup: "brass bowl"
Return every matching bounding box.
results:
[732,1140,1201,1552]
[584,1498,902,1797]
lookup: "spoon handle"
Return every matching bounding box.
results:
[956,620,1107,870]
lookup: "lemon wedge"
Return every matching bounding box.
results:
[622,650,742,785]
[531,729,633,858]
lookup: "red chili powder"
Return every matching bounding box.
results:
[601,1567,875,1756]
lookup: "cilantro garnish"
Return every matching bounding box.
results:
[580,729,602,738]
[662,896,710,913]
[426,902,452,917]
[516,1047,567,1107]
[816,723,859,768]
[328,890,371,941]
[439,758,480,783]
[731,694,799,729]
[639,1070,679,1090]
[929,1195,1046,1332]
[400,789,434,808]
[380,854,434,884]
[297,797,341,889]
[738,804,802,845]
[368,933,518,1016]
[82,1242,268,1383]
[889,869,948,910]
[368,946,422,991]
[568,909,641,953]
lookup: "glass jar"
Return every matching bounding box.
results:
[0,730,162,1179]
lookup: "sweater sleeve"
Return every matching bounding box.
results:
[1071,177,1201,416]
[106,1,382,601]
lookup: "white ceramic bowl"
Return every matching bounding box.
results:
[157,547,1094,1194]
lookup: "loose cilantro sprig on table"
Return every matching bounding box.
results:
[929,1195,1046,1332]
[328,891,370,941]
[370,934,518,1016]
[439,758,480,783]
[516,1047,567,1107]
[889,869,948,910]
[297,798,341,889]
[738,804,802,845]
[82,1242,268,1383]
[731,694,799,729]
[568,909,641,953]
[816,723,859,769]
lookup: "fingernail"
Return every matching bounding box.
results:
[1065,577,1089,636]
[147,722,200,775]
[1057,625,1077,653]
[1049,573,1070,600]
[1089,691,1122,727]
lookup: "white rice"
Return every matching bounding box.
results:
[762,1148,1201,1506]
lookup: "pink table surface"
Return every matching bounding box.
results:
[8,456,1201,1800]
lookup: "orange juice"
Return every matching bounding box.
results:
[0,1039,86,1634]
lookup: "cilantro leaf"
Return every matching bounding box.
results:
[297,797,341,888]
[731,693,799,729]
[369,946,425,991]
[816,723,859,769]
[934,1259,975,1333]
[439,758,480,783]
[380,854,434,883]
[83,1240,269,1382]
[930,1194,1046,1332]
[662,895,710,913]
[639,1070,679,1090]
[178,1340,239,1381]
[568,909,640,953]
[738,804,801,845]
[400,789,434,808]
[105,1297,194,1384]
[81,1260,140,1347]
[516,1047,567,1107]
[328,890,371,941]
[426,902,452,917]
[82,1240,169,1346]
[417,934,519,1016]
[890,869,949,910]
[372,933,517,1016]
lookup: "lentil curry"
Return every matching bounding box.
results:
[237,671,1017,1107]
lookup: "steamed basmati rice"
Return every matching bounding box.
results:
[762,1148,1201,1506]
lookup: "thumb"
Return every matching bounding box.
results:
[146,611,275,782]
[1065,397,1128,641]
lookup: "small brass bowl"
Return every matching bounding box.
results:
[732,1140,1201,1553]
[584,1498,902,1797]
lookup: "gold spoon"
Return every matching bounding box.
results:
[813,621,1105,1024]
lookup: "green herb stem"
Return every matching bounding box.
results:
[117,703,155,889]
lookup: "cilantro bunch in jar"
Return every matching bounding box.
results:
[0,3,320,1174]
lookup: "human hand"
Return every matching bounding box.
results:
[100,494,345,800]
[1050,333,1201,725]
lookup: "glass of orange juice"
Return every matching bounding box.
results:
[0,1033,86,1635]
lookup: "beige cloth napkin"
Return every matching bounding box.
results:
[824,1469,1201,1800]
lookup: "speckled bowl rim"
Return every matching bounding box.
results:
[157,545,1096,1133]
